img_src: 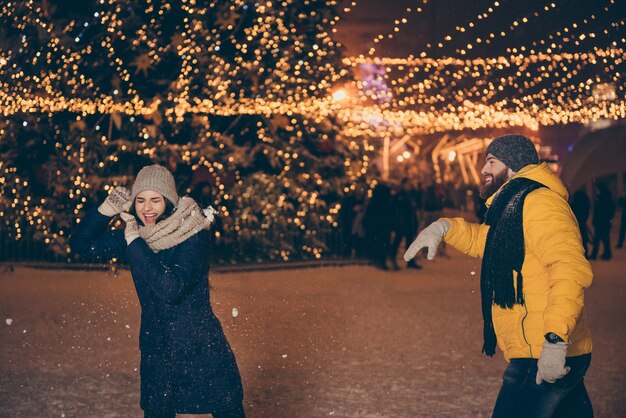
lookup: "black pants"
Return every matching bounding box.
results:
[492,354,593,418]
[390,229,417,266]
[144,402,246,418]
[590,226,611,259]
[617,213,625,247]
[367,231,390,268]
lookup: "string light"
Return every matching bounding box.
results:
[1,0,623,259]
[428,0,504,56]
[0,0,365,261]
[367,2,429,56]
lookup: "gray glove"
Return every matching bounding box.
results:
[404,219,451,261]
[536,342,570,384]
[98,187,132,217]
[119,212,140,246]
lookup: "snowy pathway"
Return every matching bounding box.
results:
[1,247,625,417]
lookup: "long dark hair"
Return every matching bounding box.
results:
[130,195,176,225]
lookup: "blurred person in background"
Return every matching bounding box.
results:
[589,182,615,260]
[570,189,591,258]
[363,182,393,270]
[617,193,626,249]
[390,177,422,270]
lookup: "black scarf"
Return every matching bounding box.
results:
[480,178,545,357]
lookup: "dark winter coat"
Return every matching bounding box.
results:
[70,208,243,413]
[363,184,392,237]
[391,189,418,233]
[592,189,615,232]
[570,190,591,226]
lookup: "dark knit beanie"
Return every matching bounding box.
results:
[485,134,539,171]
[131,164,179,206]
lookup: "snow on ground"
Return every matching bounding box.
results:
[1,245,625,417]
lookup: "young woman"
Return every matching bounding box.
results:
[70,164,244,418]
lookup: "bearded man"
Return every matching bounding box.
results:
[405,134,594,418]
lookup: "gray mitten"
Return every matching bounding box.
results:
[536,342,570,384]
[98,187,132,217]
[119,212,140,246]
[404,219,451,261]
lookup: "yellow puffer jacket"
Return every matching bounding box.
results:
[443,163,593,361]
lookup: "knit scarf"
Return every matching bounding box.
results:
[139,196,215,252]
[480,178,545,357]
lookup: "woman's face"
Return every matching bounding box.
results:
[135,190,166,225]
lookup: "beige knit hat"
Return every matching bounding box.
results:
[131,164,179,205]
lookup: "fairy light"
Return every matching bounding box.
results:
[1,0,365,262]
[376,0,620,117]
[1,0,623,259]
[453,1,561,56]
[423,0,504,56]
[331,0,357,32]
[483,2,624,109]
[366,2,429,56]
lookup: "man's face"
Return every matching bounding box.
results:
[480,154,511,199]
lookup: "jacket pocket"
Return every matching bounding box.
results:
[493,305,527,352]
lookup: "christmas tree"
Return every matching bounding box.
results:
[0,0,374,263]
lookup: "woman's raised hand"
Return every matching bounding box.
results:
[98,187,132,217]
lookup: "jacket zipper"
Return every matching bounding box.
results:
[520,302,533,358]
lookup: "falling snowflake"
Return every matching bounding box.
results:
[5,318,13,325]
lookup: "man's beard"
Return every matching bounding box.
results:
[480,168,509,199]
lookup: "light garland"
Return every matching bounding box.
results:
[343,48,624,67]
[366,2,430,56]
[429,0,505,56]
[1,0,624,259]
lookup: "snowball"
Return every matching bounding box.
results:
[202,205,218,223]
[5,318,12,326]
[231,308,239,318]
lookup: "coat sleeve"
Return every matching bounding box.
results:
[442,217,489,258]
[69,207,126,262]
[126,230,209,304]
[524,189,593,341]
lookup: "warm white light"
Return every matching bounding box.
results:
[402,151,411,159]
[332,89,347,101]
[592,83,617,101]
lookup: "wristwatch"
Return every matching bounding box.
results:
[544,332,564,344]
